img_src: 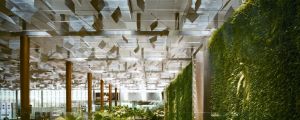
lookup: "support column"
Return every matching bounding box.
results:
[100,80,104,111]
[108,84,112,109]
[137,13,141,31]
[87,73,92,113]
[114,88,117,106]
[66,61,72,112]
[15,90,18,117]
[20,34,30,120]
[41,90,43,108]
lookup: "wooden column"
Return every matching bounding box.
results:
[108,84,112,109]
[115,87,117,106]
[41,90,43,108]
[100,80,104,111]
[20,34,30,120]
[87,73,92,113]
[66,61,72,112]
[137,13,141,31]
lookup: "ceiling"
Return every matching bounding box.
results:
[0,0,242,91]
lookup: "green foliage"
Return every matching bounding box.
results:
[209,0,300,119]
[64,113,83,120]
[165,63,193,120]
[94,105,164,120]
[94,112,113,120]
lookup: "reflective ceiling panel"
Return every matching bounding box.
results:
[0,0,242,90]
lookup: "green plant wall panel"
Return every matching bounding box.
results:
[209,0,300,119]
[165,63,193,120]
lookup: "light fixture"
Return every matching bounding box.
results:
[67,58,86,61]
[167,70,179,73]
[120,57,139,61]
[148,77,159,81]
[103,77,115,80]
[93,70,105,73]
[146,57,164,61]
[27,31,51,37]
[129,70,141,73]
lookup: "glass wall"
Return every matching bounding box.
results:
[0,88,163,119]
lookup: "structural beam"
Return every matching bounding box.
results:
[115,87,118,106]
[20,34,30,120]
[100,80,104,111]
[66,61,73,112]
[0,30,169,37]
[109,84,112,109]
[87,73,92,113]
[46,57,192,63]
[0,30,211,37]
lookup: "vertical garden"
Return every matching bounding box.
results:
[209,0,300,119]
[165,63,193,120]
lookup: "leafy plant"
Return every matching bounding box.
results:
[209,0,300,119]
[93,105,163,120]
[165,63,193,120]
[64,113,83,120]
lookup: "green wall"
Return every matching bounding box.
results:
[209,0,300,119]
[165,63,193,120]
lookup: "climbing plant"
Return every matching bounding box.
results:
[165,63,193,120]
[209,0,300,119]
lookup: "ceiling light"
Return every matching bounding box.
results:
[167,70,179,73]
[134,78,143,81]
[27,31,51,37]
[67,58,86,61]
[103,77,115,80]
[146,57,164,61]
[148,77,159,81]
[129,70,141,73]
[120,57,138,61]
[93,70,105,73]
